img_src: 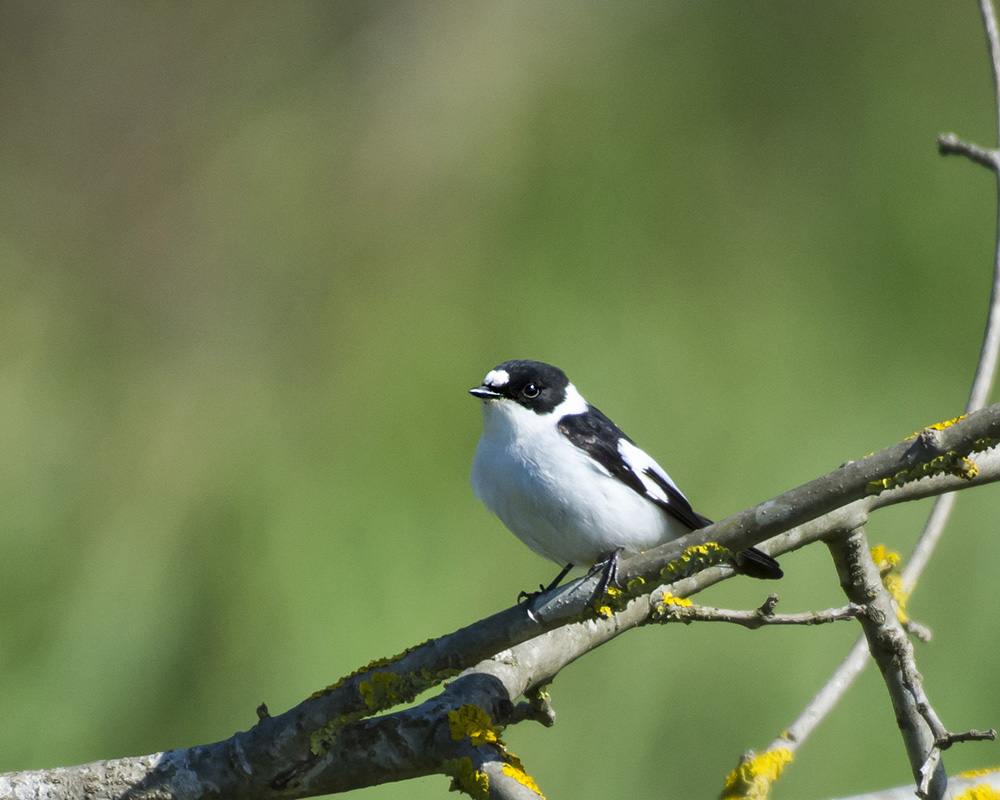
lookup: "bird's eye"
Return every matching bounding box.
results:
[523,383,540,398]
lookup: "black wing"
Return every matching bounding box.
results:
[636,443,782,578]
[558,406,783,580]
[557,405,705,531]
[639,464,712,530]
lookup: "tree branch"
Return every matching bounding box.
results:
[826,529,947,800]
[937,133,1000,168]
[829,770,1000,800]
[2,416,999,799]
[738,2,1000,790]
[652,593,866,629]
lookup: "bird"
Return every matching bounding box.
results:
[469,359,781,596]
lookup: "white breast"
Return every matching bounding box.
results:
[470,388,688,567]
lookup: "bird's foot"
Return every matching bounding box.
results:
[516,564,575,622]
[517,584,547,623]
[590,548,623,598]
[516,562,574,605]
[516,584,547,605]
[587,549,624,617]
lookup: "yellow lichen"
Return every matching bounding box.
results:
[309,657,395,699]
[660,542,732,581]
[308,639,435,699]
[884,573,909,623]
[448,705,503,746]
[958,457,980,479]
[653,591,697,621]
[502,753,546,798]
[908,416,967,439]
[720,748,793,800]
[954,785,1000,800]
[309,665,461,755]
[974,436,1000,453]
[865,450,981,496]
[592,586,626,618]
[865,418,1000,497]
[660,592,693,608]
[870,545,900,569]
[626,575,647,593]
[443,757,490,800]
[445,708,543,797]
[871,544,909,624]
[960,768,1000,779]
[359,671,414,711]
[310,714,362,754]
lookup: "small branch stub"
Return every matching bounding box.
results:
[937,132,1000,170]
[936,728,997,750]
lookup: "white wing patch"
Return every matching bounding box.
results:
[617,439,686,505]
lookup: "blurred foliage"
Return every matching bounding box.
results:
[0,3,998,799]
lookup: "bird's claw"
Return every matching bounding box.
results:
[516,583,548,605]
[591,548,623,599]
[516,585,546,623]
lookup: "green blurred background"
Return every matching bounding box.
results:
[1,3,998,798]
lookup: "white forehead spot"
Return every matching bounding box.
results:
[484,368,510,388]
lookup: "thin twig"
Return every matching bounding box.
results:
[966,0,1000,412]
[903,617,933,643]
[937,729,997,749]
[767,635,870,751]
[983,0,1000,134]
[912,0,1000,585]
[937,133,1000,168]
[652,594,866,628]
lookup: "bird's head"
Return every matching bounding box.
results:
[469,360,578,417]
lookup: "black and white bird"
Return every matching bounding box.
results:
[469,359,781,593]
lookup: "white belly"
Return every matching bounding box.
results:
[471,412,687,567]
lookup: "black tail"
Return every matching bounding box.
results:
[734,546,783,580]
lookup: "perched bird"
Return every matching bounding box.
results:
[469,359,781,594]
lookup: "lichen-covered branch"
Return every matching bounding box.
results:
[3,421,999,800]
[821,530,994,800]
[826,528,948,800]
[828,769,1000,800]
[735,2,1000,791]
[611,404,1000,596]
[651,593,866,628]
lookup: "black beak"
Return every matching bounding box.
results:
[469,386,501,399]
